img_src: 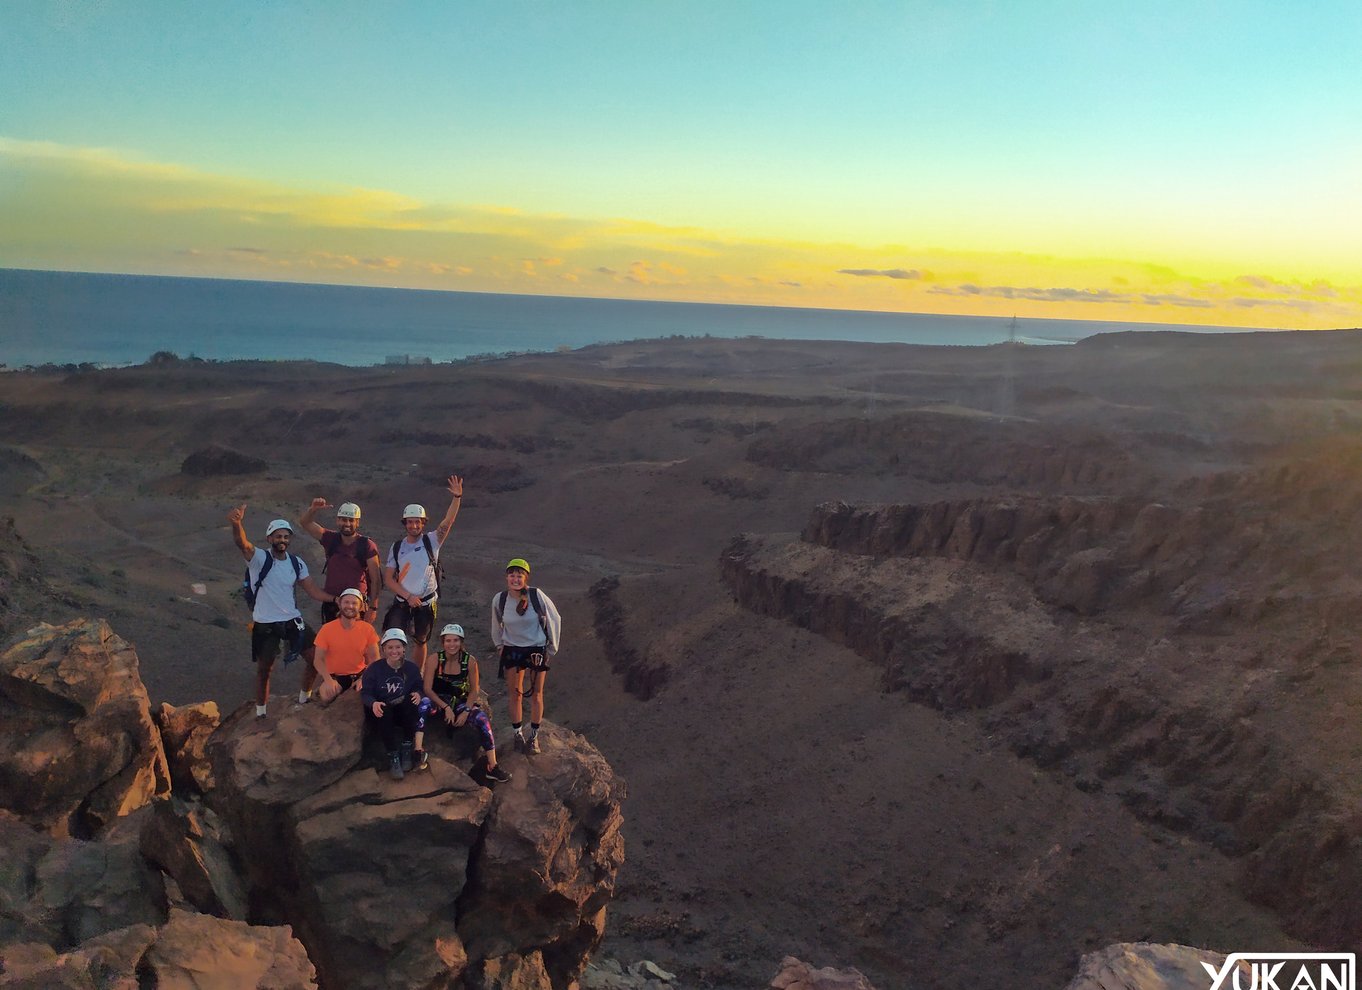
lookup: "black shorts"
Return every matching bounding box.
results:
[251,620,316,665]
[382,599,437,644]
[499,645,551,675]
[334,672,361,692]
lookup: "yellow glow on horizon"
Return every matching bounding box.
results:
[2,137,1359,331]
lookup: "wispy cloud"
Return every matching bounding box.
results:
[838,267,926,280]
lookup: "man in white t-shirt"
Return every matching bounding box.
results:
[381,475,463,678]
[227,504,333,718]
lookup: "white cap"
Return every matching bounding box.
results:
[380,628,408,646]
[336,502,361,520]
[440,623,465,640]
[338,588,364,603]
[265,519,293,537]
[402,503,427,520]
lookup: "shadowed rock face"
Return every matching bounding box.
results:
[206,692,625,990]
[0,620,170,837]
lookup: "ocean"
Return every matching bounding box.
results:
[0,268,1259,368]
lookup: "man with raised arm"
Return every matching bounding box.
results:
[382,475,463,679]
[226,504,332,718]
[297,498,381,704]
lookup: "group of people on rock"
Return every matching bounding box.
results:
[225,474,561,785]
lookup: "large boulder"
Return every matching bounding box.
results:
[0,911,317,990]
[0,620,170,836]
[206,692,625,990]
[138,797,246,920]
[1063,943,1245,990]
[0,808,166,949]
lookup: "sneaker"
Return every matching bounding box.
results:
[255,704,268,718]
[414,749,429,771]
[486,764,512,783]
[513,731,526,753]
[388,752,404,781]
[399,742,414,773]
[526,734,541,755]
[297,690,311,705]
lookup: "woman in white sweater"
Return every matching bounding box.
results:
[491,557,562,754]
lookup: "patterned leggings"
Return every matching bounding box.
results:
[417,697,496,752]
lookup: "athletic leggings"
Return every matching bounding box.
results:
[417,697,496,752]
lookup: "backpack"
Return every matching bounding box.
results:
[496,587,550,644]
[242,552,302,610]
[391,534,443,602]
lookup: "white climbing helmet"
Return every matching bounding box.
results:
[440,623,465,640]
[338,588,364,604]
[336,502,362,520]
[380,628,408,646]
[265,519,293,537]
[402,504,427,520]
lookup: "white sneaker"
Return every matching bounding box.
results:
[298,690,311,705]
[255,704,268,718]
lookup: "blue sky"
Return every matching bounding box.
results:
[3,1,1359,326]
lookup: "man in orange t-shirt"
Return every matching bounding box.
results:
[313,588,380,702]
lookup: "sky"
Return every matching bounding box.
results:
[2,1,1360,329]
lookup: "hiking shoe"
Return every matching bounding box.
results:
[388,752,404,781]
[255,704,268,718]
[526,734,541,755]
[486,764,512,783]
[399,742,414,773]
[513,731,526,753]
[414,749,429,771]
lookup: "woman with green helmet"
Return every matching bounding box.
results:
[491,557,561,754]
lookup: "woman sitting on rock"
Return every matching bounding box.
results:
[361,628,424,781]
[491,558,561,755]
[415,623,511,782]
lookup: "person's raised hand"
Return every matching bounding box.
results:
[227,503,247,526]
[447,475,463,498]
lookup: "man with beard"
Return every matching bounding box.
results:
[227,505,332,717]
[312,588,380,702]
[298,499,381,704]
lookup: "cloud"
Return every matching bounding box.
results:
[838,267,924,280]
[595,266,617,275]
[227,246,267,255]
[1140,293,1214,308]
[780,280,802,287]
[929,283,1126,303]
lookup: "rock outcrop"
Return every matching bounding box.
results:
[0,910,318,989]
[154,700,220,795]
[1063,943,1243,990]
[0,620,170,837]
[769,956,878,990]
[179,443,267,476]
[1,620,626,990]
[205,692,624,990]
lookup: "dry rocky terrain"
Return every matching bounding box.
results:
[5,330,1362,987]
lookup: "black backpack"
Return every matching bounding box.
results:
[391,534,443,601]
[242,552,302,610]
[495,587,549,643]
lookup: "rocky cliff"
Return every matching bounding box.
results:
[723,472,1362,947]
[0,619,625,990]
